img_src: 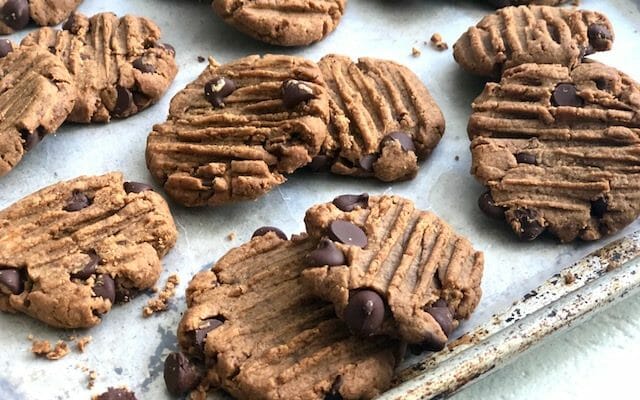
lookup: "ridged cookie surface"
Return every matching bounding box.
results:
[470,62,640,242]
[146,55,330,207]
[174,232,400,400]
[211,0,346,46]
[0,0,83,34]
[453,6,614,77]
[317,55,445,182]
[302,194,484,349]
[0,173,177,328]
[22,12,178,123]
[0,45,75,177]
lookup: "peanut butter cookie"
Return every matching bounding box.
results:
[0,0,83,35]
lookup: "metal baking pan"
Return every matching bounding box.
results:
[1,0,639,399]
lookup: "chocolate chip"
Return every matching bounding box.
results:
[63,190,91,212]
[113,85,133,116]
[1,0,29,30]
[344,290,385,337]
[20,129,41,151]
[308,155,330,172]
[306,238,346,267]
[71,251,100,280]
[552,83,583,107]
[204,76,236,108]
[384,132,416,152]
[595,78,610,91]
[588,24,613,51]
[425,303,454,336]
[132,58,155,74]
[132,91,150,108]
[0,268,23,295]
[358,154,377,172]
[251,226,287,240]
[62,12,80,34]
[160,42,175,57]
[513,209,545,241]
[325,375,344,400]
[164,352,200,396]
[328,220,367,248]
[124,181,154,194]
[95,387,137,400]
[332,193,369,212]
[0,39,12,58]
[515,152,536,165]
[281,79,315,109]
[420,333,448,353]
[591,197,608,218]
[478,191,505,220]
[93,274,116,304]
[194,317,224,353]
[197,55,205,63]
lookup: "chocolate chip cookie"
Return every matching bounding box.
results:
[315,55,445,182]
[0,173,177,328]
[0,0,83,34]
[211,0,346,46]
[146,55,330,207]
[470,62,640,242]
[21,12,178,123]
[301,194,484,349]
[453,6,614,77]
[169,231,401,399]
[0,45,75,177]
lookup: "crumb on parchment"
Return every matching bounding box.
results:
[143,274,180,317]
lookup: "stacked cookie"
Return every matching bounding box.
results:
[453,5,640,243]
[0,0,83,34]
[0,11,178,177]
[163,194,484,399]
[146,54,444,207]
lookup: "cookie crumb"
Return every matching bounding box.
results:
[197,56,205,63]
[564,272,576,284]
[411,47,421,57]
[88,370,97,389]
[143,274,180,317]
[32,339,70,360]
[226,232,236,241]
[430,33,448,51]
[76,336,92,353]
[31,339,52,356]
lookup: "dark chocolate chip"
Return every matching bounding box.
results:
[0,268,23,295]
[194,317,224,353]
[328,220,367,248]
[164,352,200,396]
[425,304,454,336]
[124,181,154,194]
[595,78,609,91]
[1,0,29,30]
[552,83,583,107]
[478,191,505,220]
[113,85,133,116]
[515,152,537,165]
[20,129,41,151]
[71,251,100,280]
[513,209,545,241]
[115,280,140,303]
[306,238,346,267]
[281,79,315,109]
[204,76,236,108]
[332,193,369,212]
[0,39,12,58]
[197,55,205,63]
[590,197,608,218]
[132,91,150,108]
[93,274,116,304]
[344,290,385,337]
[588,24,613,51]
[160,42,175,57]
[62,12,80,34]
[252,226,287,240]
[63,190,91,212]
[132,58,155,74]
[308,155,330,172]
[358,154,377,172]
[420,333,447,353]
[384,131,416,152]
[95,387,137,400]
[325,375,344,400]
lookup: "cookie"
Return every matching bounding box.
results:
[490,0,567,7]
[0,0,83,34]
[469,62,640,242]
[316,55,445,182]
[453,6,614,77]
[211,0,346,46]
[146,55,330,207]
[0,173,178,328]
[0,45,75,177]
[301,194,484,349]
[169,231,401,399]
[21,12,178,123]
[93,387,137,400]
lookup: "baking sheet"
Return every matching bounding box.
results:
[1,0,639,399]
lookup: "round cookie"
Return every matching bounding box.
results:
[0,45,75,177]
[0,173,178,328]
[453,6,614,77]
[211,0,346,46]
[0,0,83,35]
[21,12,178,123]
[301,194,484,349]
[470,62,640,242]
[316,55,445,182]
[146,55,330,207]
